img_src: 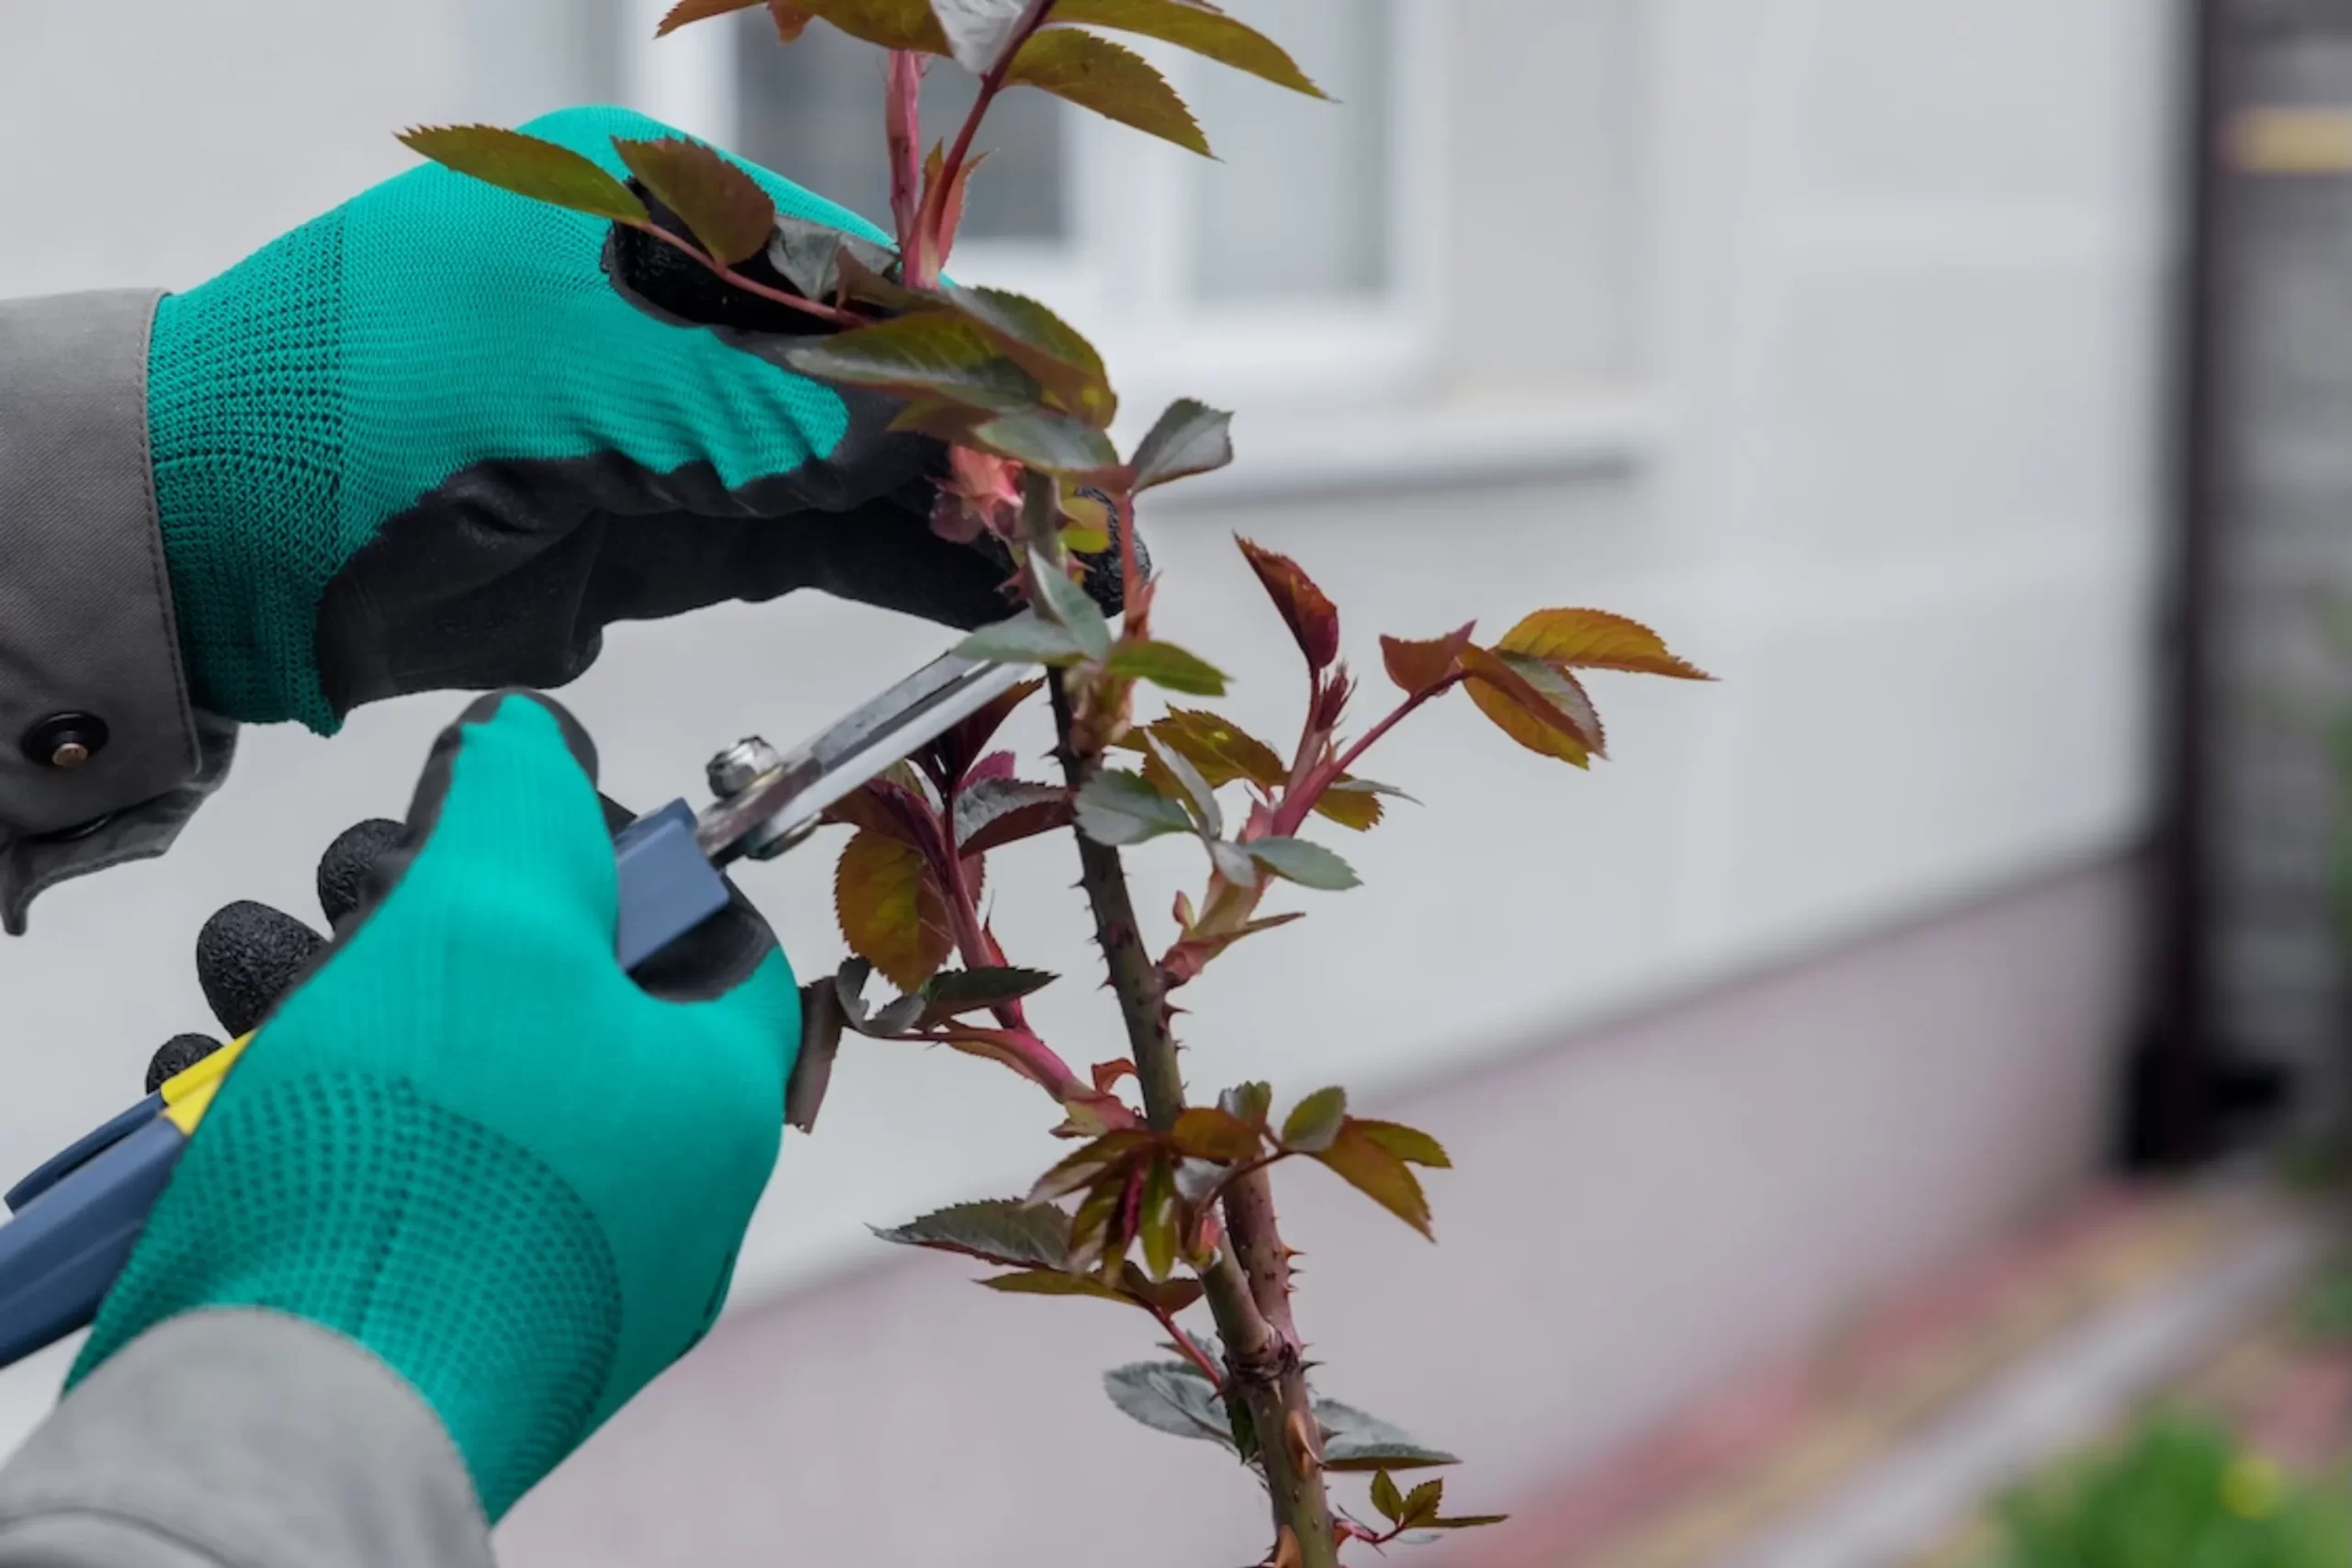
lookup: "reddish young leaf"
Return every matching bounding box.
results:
[1092,1059,1138,1094]
[1162,912,1306,985]
[924,676,1042,786]
[963,750,1018,787]
[1461,645,1595,768]
[786,314,1044,413]
[823,777,936,851]
[873,1199,1070,1269]
[930,1024,1069,1085]
[1315,1121,1433,1239]
[1053,0,1326,96]
[792,0,949,52]
[612,136,776,265]
[1353,1119,1452,1169]
[922,141,990,264]
[1497,608,1712,680]
[1005,28,1212,157]
[1066,1180,1123,1275]
[655,0,765,34]
[1381,623,1476,694]
[1121,1265,1204,1314]
[1236,536,1341,671]
[1313,780,1387,832]
[1069,1160,1151,1278]
[953,779,1072,855]
[1028,1130,1155,1205]
[834,829,954,991]
[918,966,1057,1027]
[950,285,1117,428]
[981,1268,1131,1303]
[1312,660,1357,732]
[1170,1107,1265,1164]
[1138,709,1286,791]
[397,125,648,225]
[1515,657,1606,756]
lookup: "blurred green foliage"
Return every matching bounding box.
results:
[1995,1415,2350,1567]
[2301,1250,2352,1344]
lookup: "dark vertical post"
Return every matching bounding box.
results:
[2126,0,2233,1168]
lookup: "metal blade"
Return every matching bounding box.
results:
[693,654,1032,863]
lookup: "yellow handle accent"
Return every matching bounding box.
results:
[160,1034,252,1136]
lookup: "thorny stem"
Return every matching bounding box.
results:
[1202,1253,1335,1568]
[1047,669,1340,1568]
[1049,669,1188,1133]
[628,220,861,328]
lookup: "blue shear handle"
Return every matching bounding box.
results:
[0,801,729,1374]
[0,1118,186,1367]
[5,1092,164,1213]
[613,799,731,972]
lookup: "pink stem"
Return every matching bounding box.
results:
[918,0,1060,265]
[901,1025,1131,1123]
[1152,1301,1227,1393]
[938,786,1031,1033]
[1113,488,1146,637]
[628,220,860,328]
[1271,676,1464,838]
[886,51,927,277]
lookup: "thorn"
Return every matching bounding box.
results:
[1284,1409,1321,1478]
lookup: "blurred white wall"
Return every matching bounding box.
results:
[0,0,2179,1534]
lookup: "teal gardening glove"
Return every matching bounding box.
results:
[152,104,1012,731]
[71,691,800,1519]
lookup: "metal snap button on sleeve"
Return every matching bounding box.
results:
[21,713,109,771]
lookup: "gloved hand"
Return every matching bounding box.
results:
[72,690,799,1520]
[153,103,1012,732]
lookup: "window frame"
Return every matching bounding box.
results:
[616,0,1451,432]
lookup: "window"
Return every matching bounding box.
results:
[735,16,1067,245]
[608,0,1445,423]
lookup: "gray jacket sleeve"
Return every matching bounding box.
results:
[0,290,233,937]
[0,1311,492,1568]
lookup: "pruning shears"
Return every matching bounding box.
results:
[0,648,1033,1372]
